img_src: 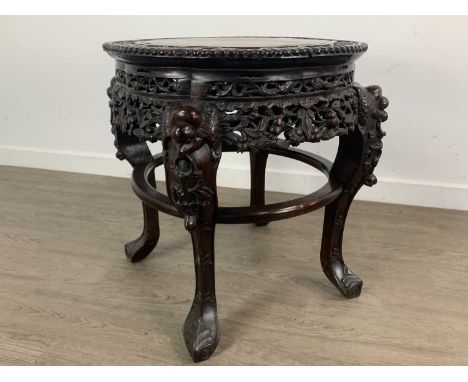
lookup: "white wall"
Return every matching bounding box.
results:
[1,16,467,210]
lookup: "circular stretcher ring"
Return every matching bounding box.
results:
[131,147,343,225]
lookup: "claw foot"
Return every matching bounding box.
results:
[183,296,219,362]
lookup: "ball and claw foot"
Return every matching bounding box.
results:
[183,298,220,363]
[124,232,159,263]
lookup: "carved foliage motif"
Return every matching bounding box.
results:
[108,73,359,155]
[108,78,166,146]
[115,69,182,95]
[203,72,354,98]
[355,85,389,187]
[217,88,358,152]
[114,68,353,98]
[163,105,221,230]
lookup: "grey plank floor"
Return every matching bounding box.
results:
[0,166,467,365]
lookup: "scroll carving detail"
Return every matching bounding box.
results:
[203,71,353,98]
[115,69,183,95]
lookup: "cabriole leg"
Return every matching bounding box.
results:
[320,190,363,298]
[163,104,221,362]
[320,85,389,298]
[108,78,160,263]
[125,170,160,263]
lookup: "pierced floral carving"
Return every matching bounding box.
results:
[108,78,358,154]
[114,68,353,99]
[217,88,358,152]
[202,72,354,98]
[107,74,385,187]
[114,69,184,95]
[108,80,166,147]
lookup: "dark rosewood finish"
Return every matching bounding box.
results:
[249,151,269,226]
[104,36,388,362]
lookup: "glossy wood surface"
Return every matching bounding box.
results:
[105,37,387,361]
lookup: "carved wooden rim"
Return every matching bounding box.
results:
[131,148,343,224]
[103,39,367,59]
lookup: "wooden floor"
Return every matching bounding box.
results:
[0,166,468,365]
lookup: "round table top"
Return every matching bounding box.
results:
[103,36,367,66]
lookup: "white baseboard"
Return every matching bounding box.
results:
[1,145,467,211]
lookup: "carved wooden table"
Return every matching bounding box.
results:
[103,37,388,363]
